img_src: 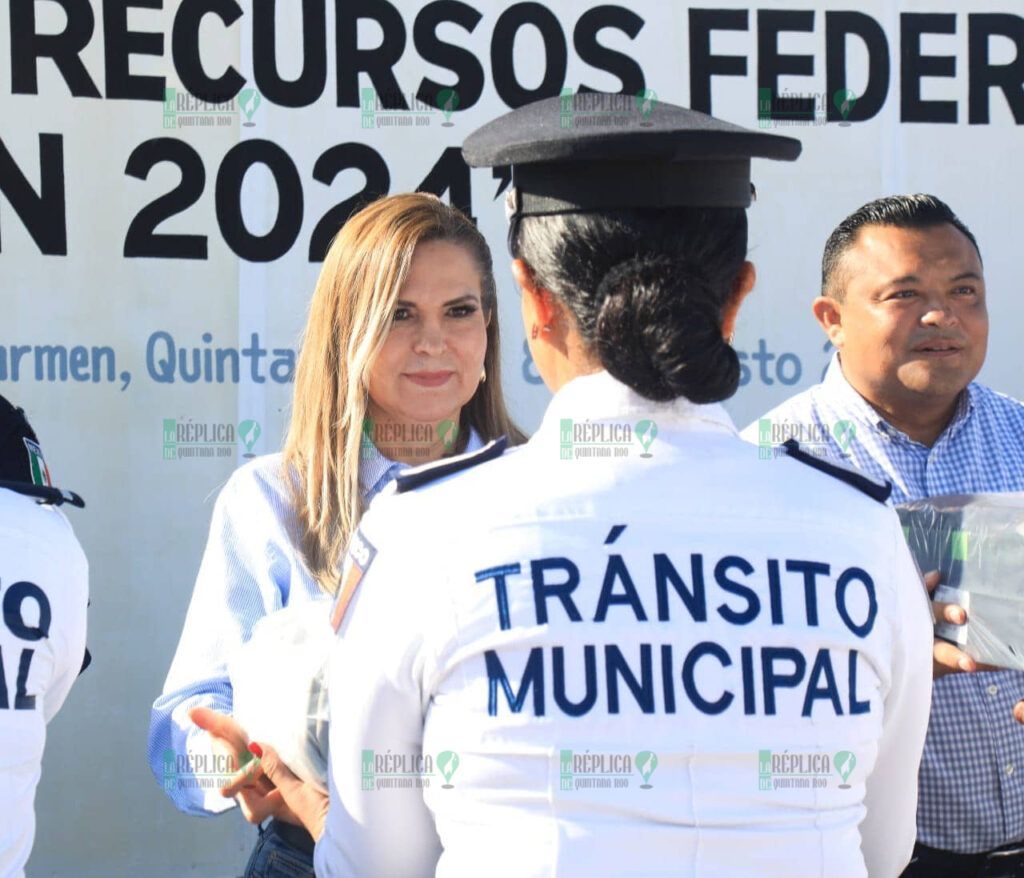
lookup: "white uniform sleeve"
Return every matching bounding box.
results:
[315,511,444,877]
[859,520,933,878]
[40,509,89,723]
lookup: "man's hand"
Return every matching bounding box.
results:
[251,741,329,840]
[925,571,977,678]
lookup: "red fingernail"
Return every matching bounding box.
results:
[248,743,263,758]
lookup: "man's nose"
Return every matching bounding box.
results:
[921,299,958,328]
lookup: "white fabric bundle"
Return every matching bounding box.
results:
[229,601,333,791]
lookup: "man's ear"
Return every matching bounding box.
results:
[812,295,844,348]
[722,260,756,341]
[512,259,559,330]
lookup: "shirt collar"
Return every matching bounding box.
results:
[533,370,737,443]
[822,352,977,444]
[358,426,485,502]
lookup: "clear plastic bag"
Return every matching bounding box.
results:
[897,492,1024,671]
[229,601,333,791]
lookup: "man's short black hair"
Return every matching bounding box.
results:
[821,194,982,300]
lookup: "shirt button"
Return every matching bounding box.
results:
[1007,763,1015,777]
[988,685,999,696]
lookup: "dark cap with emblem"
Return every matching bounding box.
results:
[0,394,83,507]
[463,92,802,219]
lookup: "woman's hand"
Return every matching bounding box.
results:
[188,707,295,825]
[247,740,329,840]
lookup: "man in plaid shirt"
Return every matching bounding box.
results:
[744,194,1024,877]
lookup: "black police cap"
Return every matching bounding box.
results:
[0,395,83,507]
[463,92,802,216]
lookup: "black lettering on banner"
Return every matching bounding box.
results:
[968,14,1024,125]
[171,0,246,104]
[10,0,101,97]
[825,12,890,122]
[491,3,567,108]
[573,6,645,95]
[414,0,485,112]
[417,148,472,221]
[758,9,815,121]
[0,134,67,255]
[216,141,303,262]
[254,0,327,108]
[123,138,207,259]
[688,8,748,115]
[103,0,165,101]
[901,13,958,124]
[335,0,407,109]
[308,143,389,261]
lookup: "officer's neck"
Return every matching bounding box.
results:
[534,328,604,394]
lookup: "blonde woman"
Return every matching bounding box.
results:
[147,194,523,876]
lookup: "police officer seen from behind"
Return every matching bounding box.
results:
[255,96,936,877]
[0,396,88,878]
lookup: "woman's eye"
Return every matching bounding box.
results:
[392,307,410,322]
[449,305,478,318]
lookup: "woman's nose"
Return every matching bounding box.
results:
[413,321,447,355]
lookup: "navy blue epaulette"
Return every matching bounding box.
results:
[0,480,85,508]
[782,439,891,504]
[395,436,508,494]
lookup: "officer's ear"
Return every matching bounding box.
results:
[512,259,560,332]
[722,261,756,342]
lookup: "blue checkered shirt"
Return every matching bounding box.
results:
[147,433,481,815]
[743,354,1024,853]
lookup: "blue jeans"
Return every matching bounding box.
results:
[243,820,315,878]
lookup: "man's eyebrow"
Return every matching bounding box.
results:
[882,274,920,287]
[949,271,983,282]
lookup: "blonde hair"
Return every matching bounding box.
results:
[283,193,525,593]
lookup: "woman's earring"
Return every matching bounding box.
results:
[480,367,487,384]
[727,332,735,346]
[542,324,552,334]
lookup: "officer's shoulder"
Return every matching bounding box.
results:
[0,488,86,554]
[780,439,891,504]
[393,436,511,495]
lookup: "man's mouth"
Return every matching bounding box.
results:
[913,341,963,354]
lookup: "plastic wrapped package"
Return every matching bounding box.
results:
[229,601,333,791]
[896,493,1024,671]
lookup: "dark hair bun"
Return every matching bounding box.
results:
[594,255,740,403]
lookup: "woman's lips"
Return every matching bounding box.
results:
[404,371,455,387]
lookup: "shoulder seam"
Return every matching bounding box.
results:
[782,439,891,504]
[395,437,508,494]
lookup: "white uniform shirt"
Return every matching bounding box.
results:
[317,371,933,878]
[0,489,88,878]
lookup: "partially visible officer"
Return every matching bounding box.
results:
[0,396,88,878]
[257,97,937,877]
[744,195,1024,877]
